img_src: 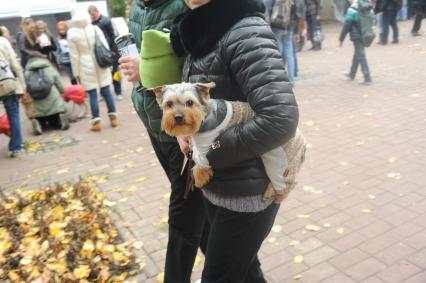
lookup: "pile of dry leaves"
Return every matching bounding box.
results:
[0,180,137,282]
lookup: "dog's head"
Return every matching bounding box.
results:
[152,82,216,137]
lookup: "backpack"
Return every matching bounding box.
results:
[26,67,53,100]
[270,0,294,30]
[357,0,376,47]
[0,58,17,97]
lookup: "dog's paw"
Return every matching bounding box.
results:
[193,165,213,188]
[274,191,290,204]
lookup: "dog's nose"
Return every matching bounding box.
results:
[174,114,184,124]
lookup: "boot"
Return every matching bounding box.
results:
[31,119,42,136]
[90,119,101,132]
[60,114,70,130]
[109,114,118,128]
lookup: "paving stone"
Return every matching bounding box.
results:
[376,260,422,283]
[344,258,387,282]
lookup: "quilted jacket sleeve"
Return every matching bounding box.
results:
[206,18,299,170]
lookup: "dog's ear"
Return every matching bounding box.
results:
[194,82,216,104]
[149,86,164,106]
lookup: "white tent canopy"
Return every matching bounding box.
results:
[0,0,108,19]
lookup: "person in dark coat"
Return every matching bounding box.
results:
[339,0,372,83]
[171,0,299,281]
[88,5,123,100]
[305,0,322,49]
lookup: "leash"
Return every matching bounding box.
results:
[183,149,195,199]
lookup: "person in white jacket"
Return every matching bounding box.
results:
[68,11,117,131]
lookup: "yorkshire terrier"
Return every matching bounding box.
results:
[152,82,306,203]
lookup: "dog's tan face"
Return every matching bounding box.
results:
[152,82,215,137]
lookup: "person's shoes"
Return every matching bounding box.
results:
[391,40,399,44]
[116,95,124,101]
[359,77,372,85]
[60,114,70,130]
[377,41,387,45]
[31,119,42,136]
[344,72,355,80]
[90,120,101,132]
[109,114,118,128]
[8,150,21,158]
[411,31,421,36]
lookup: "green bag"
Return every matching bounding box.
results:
[356,0,376,47]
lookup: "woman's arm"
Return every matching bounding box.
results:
[206,20,299,170]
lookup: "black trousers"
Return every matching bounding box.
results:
[381,10,399,43]
[201,197,280,283]
[36,113,61,129]
[148,134,208,283]
[350,40,371,80]
[411,9,424,33]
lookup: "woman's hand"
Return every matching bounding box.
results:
[177,136,190,155]
[118,56,140,82]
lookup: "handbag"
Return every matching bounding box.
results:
[94,29,114,68]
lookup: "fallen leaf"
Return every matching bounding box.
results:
[163,193,171,199]
[193,255,202,267]
[323,223,331,228]
[156,272,164,283]
[297,214,310,219]
[128,186,137,193]
[356,141,365,146]
[293,255,304,264]
[339,161,348,166]
[293,274,303,280]
[336,227,345,234]
[113,169,124,174]
[305,224,321,232]
[123,222,133,228]
[305,120,315,127]
[136,147,144,153]
[133,241,144,250]
[73,265,91,279]
[119,198,128,203]
[368,194,376,200]
[135,177,146,183]
[271,225,283,233]
[159,217,168,225]
[125,162,135,169]
[56,168,69,175]
[388,156,398,163]
[104,200,117,207]
[361,209,372,213]
[102,140,108,144]
[343,181,349,185]
[268,237,277,244]
[113,187,123,192]
[289,240,300,246]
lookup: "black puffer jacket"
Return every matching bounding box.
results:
[171,0,299,197]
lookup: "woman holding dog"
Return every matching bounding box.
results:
[171,0,299,281]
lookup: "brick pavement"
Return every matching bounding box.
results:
[1,20,425,282]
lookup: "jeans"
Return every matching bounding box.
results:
[1,94,22,151]
[306,14,322,49]
[382,10,399,43]
[350,40,371,80]
[201,198,280,283]
[87,86,116,120]
[148,134,208,283]
[397,0,408,20]
[113,79,122,96]
[272,28,295,82]
[293,39,299,77]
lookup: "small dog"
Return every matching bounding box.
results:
[152,82,306,202]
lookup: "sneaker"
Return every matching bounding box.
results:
[31,119,42,136]
[109,114,118,128]
[90,120,101,132]
[60,114,70,131]
[116,95,124,101]
[344,72,355,80]
[359,78,372,85]
[8,150,21,158]
[411,31,421,36]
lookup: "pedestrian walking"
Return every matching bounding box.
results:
[0,30,25,158]
[375,0,402,43]
[68,11,117,132]
[88,5,123,100]
[171,0,298,281]
[305,0,323,49]
[340,0,373,84]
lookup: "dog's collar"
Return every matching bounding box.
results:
[198,99,228,133]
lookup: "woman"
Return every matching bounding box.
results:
[16,18,37,68]
[56,21,77,85]
[24,55,70,135]
[34,20,58,65]
[0,28,25,157]
[68,11,117,131]
[171,0,299,281]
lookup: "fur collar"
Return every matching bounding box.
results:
[171,0,265,58]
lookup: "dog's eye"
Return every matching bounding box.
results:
[166,101,173,108]
[186,100,194,107]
